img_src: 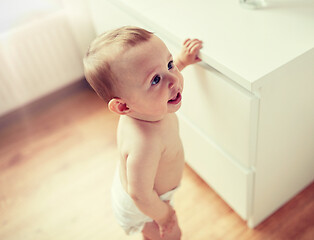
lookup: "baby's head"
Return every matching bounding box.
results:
[83,26,183,121]
[83,26,153,103]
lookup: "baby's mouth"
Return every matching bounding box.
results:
[168,92,182,104]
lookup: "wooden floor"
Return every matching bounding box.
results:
[0,81,313,240]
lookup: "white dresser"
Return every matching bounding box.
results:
[88,0,314,227]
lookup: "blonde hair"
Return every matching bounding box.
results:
[83,26,153,103]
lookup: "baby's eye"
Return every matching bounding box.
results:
[168,60,174,70]
[151,75,161,85]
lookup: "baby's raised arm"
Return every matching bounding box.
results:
[175,38,203,71]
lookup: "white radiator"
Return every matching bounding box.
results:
[0,10,84,116]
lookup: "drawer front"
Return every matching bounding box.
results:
[179,64,258,168]
[179,115,252,220]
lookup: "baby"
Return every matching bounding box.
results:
[83,26,202,240]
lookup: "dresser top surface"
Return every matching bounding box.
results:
[110,0,314,91]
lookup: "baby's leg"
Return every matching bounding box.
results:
[142,221,162,240]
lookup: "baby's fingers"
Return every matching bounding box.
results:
[159,227,165,238]
[184,39,202,49]
[183,38,191,46]
[159,225,172,238]
[190,42,202,53]
[191,44,202,60]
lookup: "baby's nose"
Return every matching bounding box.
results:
[168,74,178,89]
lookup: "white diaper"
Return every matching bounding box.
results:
[111,168,178,235]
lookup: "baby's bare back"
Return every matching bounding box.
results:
[117,113,185,196]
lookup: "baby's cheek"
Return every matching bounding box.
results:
[179,73,184,85]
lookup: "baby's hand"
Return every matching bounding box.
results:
[176,38,203,71]
[158,211,181,239]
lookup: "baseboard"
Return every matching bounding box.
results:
[0,78,91,129]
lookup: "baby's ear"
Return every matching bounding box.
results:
[108,98,130,115]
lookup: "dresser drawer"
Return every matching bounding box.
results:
[179,64,258,168]
[179,115,253,220]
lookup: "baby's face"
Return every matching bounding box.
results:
[111,35,184,121]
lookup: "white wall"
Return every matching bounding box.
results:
[0,0,96,116]
[61,0,96,57]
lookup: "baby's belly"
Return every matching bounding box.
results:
[154,156,185,196]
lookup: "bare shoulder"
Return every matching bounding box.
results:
[117,116,164,158]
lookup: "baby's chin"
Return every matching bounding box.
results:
[129,103,183,122]
[167,103,182,115]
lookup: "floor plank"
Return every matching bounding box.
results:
[0,82,313,240]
